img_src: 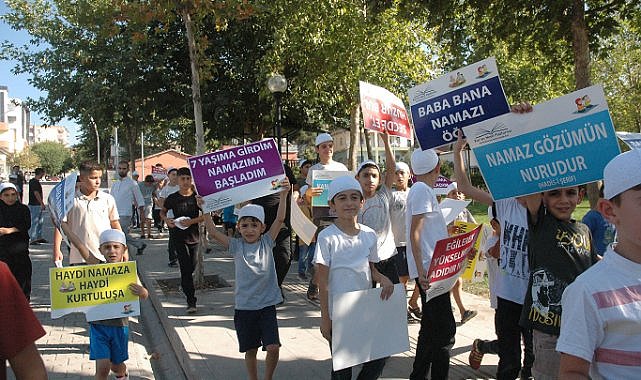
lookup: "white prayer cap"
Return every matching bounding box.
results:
[395,162,410,173]
[356,160,380,175]
[99,229,127,246]
[315,133,333,146]
[0,182,17,194]
[603,149,641,200]
[327,176,362,202]
[300,185,309,196]
[238,204,265,224]
[132,171,139,176]
[446,181,458,194]
[411,149,439,175]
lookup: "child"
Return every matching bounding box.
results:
[314,175,394,379]
[469,205,501,370]
[406,148,456,380]
[581,182,616,255]
[203,178,290,380]
[88,229,148,380]
[390,161,422,322]
[445,181,478,324]
[160,167,204,313]
[557,149,641,379]
[356,131,400,286]
[521,186,598,378]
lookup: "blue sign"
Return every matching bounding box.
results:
[408,57,510,150]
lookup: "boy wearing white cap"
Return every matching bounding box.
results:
[406,148,456,380]
[203,178,290,380]
[558,149,641,379]
[356,131,400,288]
[88,229,148,380]
[313,175,394,379]
[305,132,348,199]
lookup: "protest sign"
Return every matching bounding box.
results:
[151,165,167,181]
[48,172,78,230]
[453,221,485,281]
[50,261,140,322]
[464,85,620,200]
[332,284,409,371]
[439,198,471,225]
[424,225,482,302]
[616,131,641,149]
[188,139,286,213]
[433,175,452,195]
[408,57,510,150]
[359,81,412,139]
[290,195,317,245]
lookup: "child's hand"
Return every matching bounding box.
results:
[511,102,533,113]
[320,318,332,342]
[466,247,477,261]
[454,132,468,153]
[379,276,394,300]
[129,283,148,298]
[196,195,204,207]
[488,240,500,259]
[279,177,291,194]
[308,186,324,198]
[418,272,431,291]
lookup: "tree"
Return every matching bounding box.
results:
[8,147,41,171]
[30,141,72,175]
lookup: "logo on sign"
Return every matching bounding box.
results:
[412,87,437,103]
[472,122,511,144]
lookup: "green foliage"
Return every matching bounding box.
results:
[8,147,41,171]
[30,141,72,175]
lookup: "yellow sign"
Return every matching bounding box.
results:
[50,261,140,321]
[453,221,485,280]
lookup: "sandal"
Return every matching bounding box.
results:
[408,306,422,320]
[468,338,484,370]
[461,309,478,324]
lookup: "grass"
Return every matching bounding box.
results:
[462,198,591,297]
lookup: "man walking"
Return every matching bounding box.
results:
[110,160,147,255]
[28,168,47,245]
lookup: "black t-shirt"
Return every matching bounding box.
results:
[0,201,30,257]
[520,205,597,335]
[163,191,201,245]
[28,178,43,206]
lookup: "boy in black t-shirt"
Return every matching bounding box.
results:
[522,186,598,378]
[160,167,204,313]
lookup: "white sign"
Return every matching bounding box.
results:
[290,195,317,245]
[439,198,471,225]
[331,284,409,371]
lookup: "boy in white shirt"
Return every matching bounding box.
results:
[314,175,394,379]
[203,178,290,380]
[557,149,641,379]
[406,148,455,380]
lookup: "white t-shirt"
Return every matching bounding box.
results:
[495,198,530,304]
[110,177,145,217]
[305,160,348,186]
[405,182,448,279]
[358,185,397,261]
[158,184,180,217]
[390,189,408,247]
[313,223,379,318]
[556,248,641,380]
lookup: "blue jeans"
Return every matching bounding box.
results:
[28,205,44,240]
[297,243,313,275]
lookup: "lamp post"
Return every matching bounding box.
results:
[267,74,287,153]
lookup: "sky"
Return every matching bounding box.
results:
[1,1,80,145]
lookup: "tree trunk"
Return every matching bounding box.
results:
[364,129,373,160]
[571,0,599,208]
[182,8,205,286]
[348,104,359,171]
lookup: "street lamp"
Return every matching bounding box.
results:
[267,74,287,153]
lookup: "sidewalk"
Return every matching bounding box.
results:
[134,227,501,379]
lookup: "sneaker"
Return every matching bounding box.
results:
[168,261,178,267]
[408,306,423,320]
[36,238,48,244]
[461,310,478,324]
[407,311,419,324]
[137,243,147,256]
[186,305,197,314]
[468,338,484,370]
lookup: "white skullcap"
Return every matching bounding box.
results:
[327,175,362,202]
[446,181,458,194]
[0,182,17,194]
[299,185,309,196]
[395,162,410,173]
[99,229,127,246]
[238,204,265,224]
[603,149,641,200]
[356,160,380,175]
[132,171,139,176]
[315,133,333,146]
[411,149,439,175]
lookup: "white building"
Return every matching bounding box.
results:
[0,85,30,178]
[28,124,69,146]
